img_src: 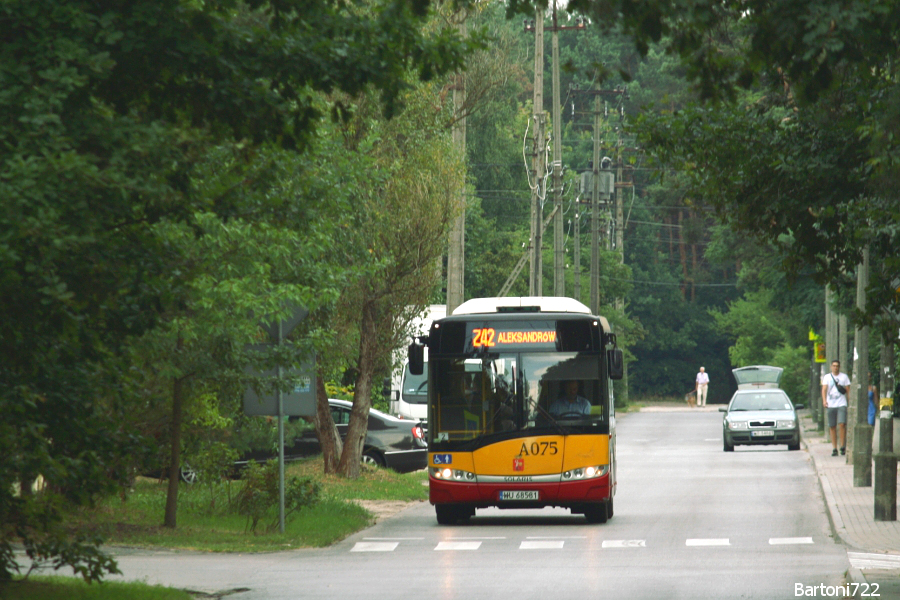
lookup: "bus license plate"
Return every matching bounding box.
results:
[500,490,539,501]
[751,430,774,437]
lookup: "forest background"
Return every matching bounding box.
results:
[4,0,899,583]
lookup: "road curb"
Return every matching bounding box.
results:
[802,433,853,548]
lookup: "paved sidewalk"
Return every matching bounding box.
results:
[800,411,900,597]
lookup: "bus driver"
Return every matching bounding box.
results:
[549,380,591,416]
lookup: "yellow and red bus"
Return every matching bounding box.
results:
[408,297,623,524]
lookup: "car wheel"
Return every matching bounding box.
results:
[180,465,198,485]
[584,501,608,524]
[435,505,458,525]
[723,438,734,452]
[362,449,385,468]
[788,442,800,451]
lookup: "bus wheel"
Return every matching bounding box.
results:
[606,496,614,519]
[435,505,458,525]
[584,502,608,524]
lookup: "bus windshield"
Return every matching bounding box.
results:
[430,351,606,450]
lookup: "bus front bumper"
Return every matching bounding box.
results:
[429,473,611,508]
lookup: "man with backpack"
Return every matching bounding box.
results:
[821,360,851,456]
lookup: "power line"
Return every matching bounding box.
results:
[600,275,739,287]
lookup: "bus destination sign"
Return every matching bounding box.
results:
[471,327,557,349]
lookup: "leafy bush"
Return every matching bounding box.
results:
[233,459,320,533]
[770,343,812,406]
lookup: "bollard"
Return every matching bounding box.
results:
[874,410,897,521]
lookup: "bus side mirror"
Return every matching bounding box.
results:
[408,342,425,375]
[607,348,624,380]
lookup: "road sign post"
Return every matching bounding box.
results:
[242,303,313,533]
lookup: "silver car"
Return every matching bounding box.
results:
[720,366,805,452]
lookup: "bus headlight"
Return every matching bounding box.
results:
[430,467,476,481]
[562,465,608,480]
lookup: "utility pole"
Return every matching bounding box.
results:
[823,286,836,432]
[446,11,467,313]
[551,3,564,296]
[528,11,545,297]
[614,136,627,404]
[571,86,624,313]
[614,141,625,307]
[573,201,581,301]
[852,247,873,484]
[590,93,600,314]
[841,311,851,458]
[874,322,897,520]
[525,10,584,297]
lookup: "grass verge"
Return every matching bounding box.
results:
[8,458,428,598]
[1,576,192,600]
[67,456,428,552]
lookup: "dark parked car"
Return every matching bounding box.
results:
[233,399,427,474]
[320,399,427,473]
[720,366,804,452]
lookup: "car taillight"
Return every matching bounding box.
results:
[412,425,424,439]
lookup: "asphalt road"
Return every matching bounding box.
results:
[30,410,854,599]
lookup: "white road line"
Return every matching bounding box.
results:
[848,552,900,569]
[686,538,730,546]
[351,542,398,552]
[446,536,506,540]
[602,540,646,548]
[435,541,482,551]
[520,541,565,550]
[526,536,587,539]
[769,537,814,545]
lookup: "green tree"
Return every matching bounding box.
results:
[713,289,812,403]
[318,84,464,479]
[1,0,478,581]
[555,0,900,319]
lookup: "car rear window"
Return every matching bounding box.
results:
[731,392,791,411]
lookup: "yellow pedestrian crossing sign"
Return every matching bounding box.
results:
[814,342,826,363]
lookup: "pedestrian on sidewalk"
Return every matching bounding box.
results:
[695,367,709,407]
[867,382,877,426]
[821,359,850,456]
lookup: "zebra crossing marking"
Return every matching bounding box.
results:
[435,541,481,551]
[769,537,814,545]
[350,535,817,552]
[520,540,565,550]
[602,540,646,548]
[351,541,398,552]
[686,538,730,546]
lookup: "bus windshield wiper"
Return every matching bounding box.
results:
[532,403,570,436]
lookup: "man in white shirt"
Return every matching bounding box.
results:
[821,360,850,456]
[549,381,591,416]
[695,367,710,407]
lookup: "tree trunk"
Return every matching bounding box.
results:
[690,239,697,302]
[338,302,379,479]
[677,210,687,301]
[315,364,342,474]
[163,336,185,528]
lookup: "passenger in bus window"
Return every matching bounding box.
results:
[549,380,590,416]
